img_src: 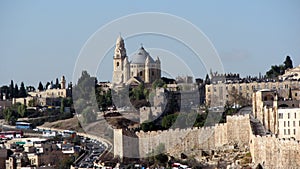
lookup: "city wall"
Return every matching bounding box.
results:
[135,114,250,158]
[250,134,300,168]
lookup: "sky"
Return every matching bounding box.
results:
[0,0,300,87]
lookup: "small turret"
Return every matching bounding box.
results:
[156,56,160,63]
[60,76,66,89]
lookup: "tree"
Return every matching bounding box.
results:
[152,79,166,89]
[17,104,26,117]
[19,82,27,97]
[284,56,293,69]
[38,82,44,91]
[60,98,65,113]
[161,114,178,129]
[81,106,97,124]
[3,107,18,125]
[227,87,249,107]
[266,65,284,78]
[131,83,146,100]
[266,56,294,78]
[55,78,60,89]
[0,85,9,100]
[45,82,50,90]
[28,99,36,107]
[14,84,19,98]
[9,80,14,98]
[56,155,75,169]
[205,74,210,84]
[141,120,155,132]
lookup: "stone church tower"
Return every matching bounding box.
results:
[112,35,161,85]
[112,35,128,84]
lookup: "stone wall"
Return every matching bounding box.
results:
[139,106,162,123]
[226,115,251,146]
[113,113,300,168]
[135,114,250,158]
[250,134,300,168]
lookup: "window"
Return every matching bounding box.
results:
[288,113,290,119]
[288,129,290,135]
[294,129,296,135]
[284,121,286,127]
[288,121,290,127]
[152,71,154,76]
[279,113,283,119]
[140,72,143,76]
[285,84,288,89]
[284,129,286,135]
[293,121,296,127]
[295,113,297,119]
[117,62,119,67]
[296,93,298,97]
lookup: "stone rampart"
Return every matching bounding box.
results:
[250,134,300,168]
[135,114,250,157]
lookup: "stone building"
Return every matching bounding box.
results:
[279,64,300,80]
[112,36,161,85]
[17,76,72,107]
[252,89,300,139]
[278,108,300,140]
[206,78,300,107]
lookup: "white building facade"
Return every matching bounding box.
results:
[278,108,300,140]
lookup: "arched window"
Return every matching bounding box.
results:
[117,62,119,67]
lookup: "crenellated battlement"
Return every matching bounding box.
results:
[132,114,252,158]
[227,113,250,119]
[136,114,249,139]
[250,133,300,168]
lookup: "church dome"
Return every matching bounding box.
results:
[131,47,154,64]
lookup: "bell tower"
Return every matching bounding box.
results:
[113,35,127,84]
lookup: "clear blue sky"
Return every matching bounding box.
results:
[1,0,299,86]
